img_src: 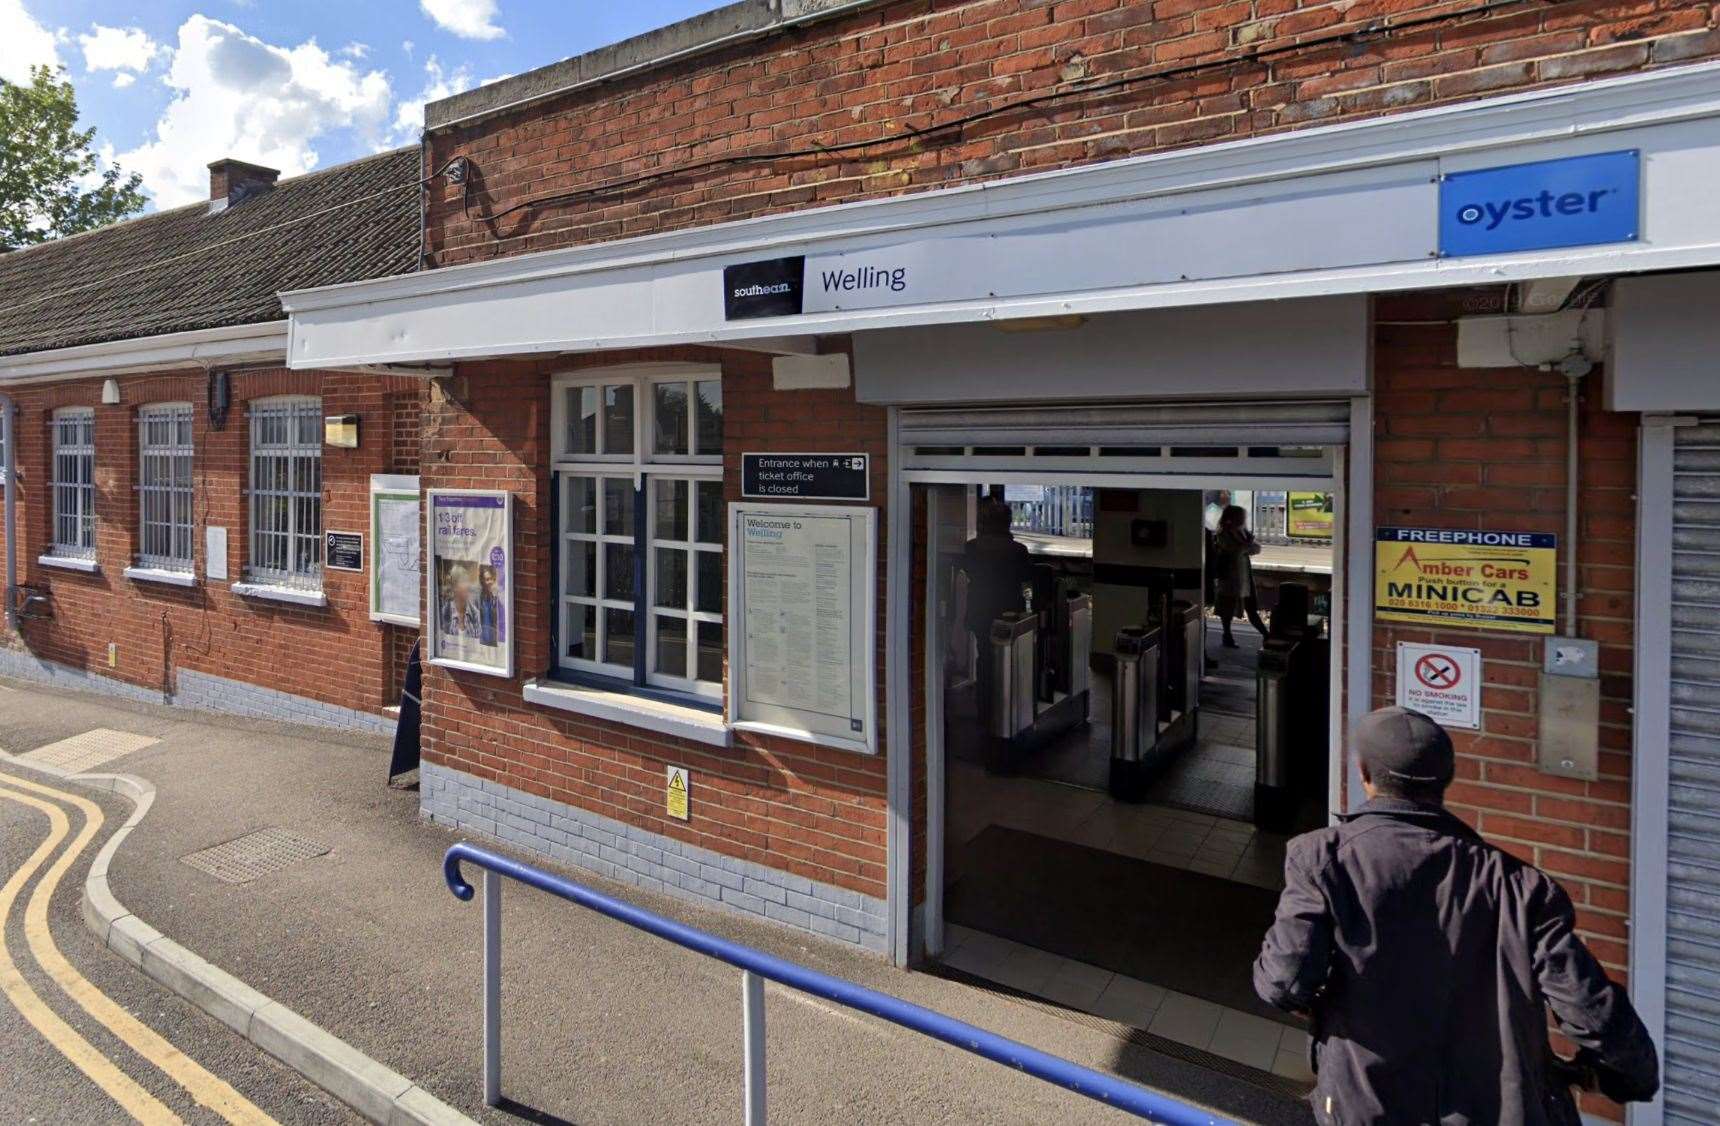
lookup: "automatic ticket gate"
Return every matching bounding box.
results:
[1254,583,1331,832]
[981,591,1093,770]
[1106,600,1204,801]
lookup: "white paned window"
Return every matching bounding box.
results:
[248,396,323,589]
[51,407,96,558]
[137,403,194,571]
[553,365,724,699]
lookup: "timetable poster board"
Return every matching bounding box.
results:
[426,489,514,678]
[729,504,877,754]
[370,475,421,627]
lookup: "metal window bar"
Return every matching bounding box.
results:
[137,404,194,570]
[51,410,95,557]
[444,843,1237,1126]
[248,399,323,589]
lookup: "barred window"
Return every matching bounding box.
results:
[137,403,194,571]
[248,396,322,588]
[51,408,96,558]
[553,366,724,700]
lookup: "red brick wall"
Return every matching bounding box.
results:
[0,368,417,720]
[427,0,1719,264]
[1372,288,1636,974]
[421,348,895,898]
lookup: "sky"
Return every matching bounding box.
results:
[0,0,732,210]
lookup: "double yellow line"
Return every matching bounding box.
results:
[0,767,276,1125]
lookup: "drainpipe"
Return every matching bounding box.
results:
[2,393,15,632]
[1560,354,1591,636]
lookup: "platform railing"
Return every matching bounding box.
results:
[443,842,1240,1125]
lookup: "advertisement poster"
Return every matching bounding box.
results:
[1286,492,1335,539]
[427,490,513,677]
[730,504,876,753]
[1375,527,1556,634]
[370,475,420,626]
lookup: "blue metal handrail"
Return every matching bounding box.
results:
[445,841,1239,1125]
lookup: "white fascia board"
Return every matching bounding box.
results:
[0,321,288,384]
[283,60,1720,368]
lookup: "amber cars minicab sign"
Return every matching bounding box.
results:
[1375,527,1556,634]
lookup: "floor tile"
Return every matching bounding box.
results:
[1208,1008,1287,1071]
[1146,991,1223,1049]
[1272,1044,1316,1083]
[1036,958,1115,1010]
[1087,973,1167,1027]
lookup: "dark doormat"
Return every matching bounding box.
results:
[946,825,1293,1025]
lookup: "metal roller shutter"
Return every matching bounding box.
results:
[1666,419,1720,1124]
[899,399,1351,452]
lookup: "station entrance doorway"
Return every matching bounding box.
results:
[906,401,1349,1081]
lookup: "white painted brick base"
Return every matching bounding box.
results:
[421,761,889,954]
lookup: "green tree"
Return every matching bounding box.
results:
[0,65,145,252]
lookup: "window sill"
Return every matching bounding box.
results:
[38,554,99,574]
[124,565,196,588]
[230,581,327,608]
[523,678,731,748]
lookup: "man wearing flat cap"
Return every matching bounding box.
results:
[1254,706,1658,1126]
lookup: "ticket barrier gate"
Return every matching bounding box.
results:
[982,592,1093,772]
[1109,626,1161,801]
[1254,582,1331,832]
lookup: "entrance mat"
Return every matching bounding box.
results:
[946,825,1292,1025]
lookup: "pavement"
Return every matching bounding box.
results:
[0,675,1311,1126]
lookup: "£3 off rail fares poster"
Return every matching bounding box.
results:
[1374,527,1557,634]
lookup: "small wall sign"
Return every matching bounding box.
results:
[1395,642,1481,730]
[325,531,364,572]
[666,765,690,821]
[1439,149,1639,258]
[723,256,805,320]
[741,453,869,501]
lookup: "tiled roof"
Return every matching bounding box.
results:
[0,146,420,358]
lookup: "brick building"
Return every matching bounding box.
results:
[18,0,1711,1120]
[0,148,425,732]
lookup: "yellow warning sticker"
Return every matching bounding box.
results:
[666,765,690,821]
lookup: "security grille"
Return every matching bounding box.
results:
[1666,418,1720,1124]
[51,408,95,558]
[137,403,194,571]
[248,397,322,588]
[900,400,1347,479]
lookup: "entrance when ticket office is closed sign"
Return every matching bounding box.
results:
[1374,526,1556,634]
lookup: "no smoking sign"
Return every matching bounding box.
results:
[1396,642,1481,729]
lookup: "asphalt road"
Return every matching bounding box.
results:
[0,720,354,1124]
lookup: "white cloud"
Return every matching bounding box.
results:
[79,24,158,75]
[391,56,509,143]
[0,0,63,84]
[340,41,369,60]
[112,72,135,88]
[117,15,392,208]
[420,0,505,41]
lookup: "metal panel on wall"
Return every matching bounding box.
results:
[1665,419,1720,1124]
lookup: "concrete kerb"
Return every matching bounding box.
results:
[0,752,475,1126]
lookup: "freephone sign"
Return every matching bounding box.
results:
[1375,527,1557,634]
[1439,150,1639,257]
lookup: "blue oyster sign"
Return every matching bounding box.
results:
[1438,150,1640,257]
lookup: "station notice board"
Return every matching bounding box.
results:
[728,503,876,754]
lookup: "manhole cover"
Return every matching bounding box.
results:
[181,828,329,884]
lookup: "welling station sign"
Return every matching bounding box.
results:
[721,151,1644,321]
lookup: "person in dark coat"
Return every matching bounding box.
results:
[1254,707,1658,1126]
[952,496,1035,720]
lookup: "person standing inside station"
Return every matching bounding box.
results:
[1254,707,1658,1126]
[1212,503,1268,646]
[950,496,1035,724]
